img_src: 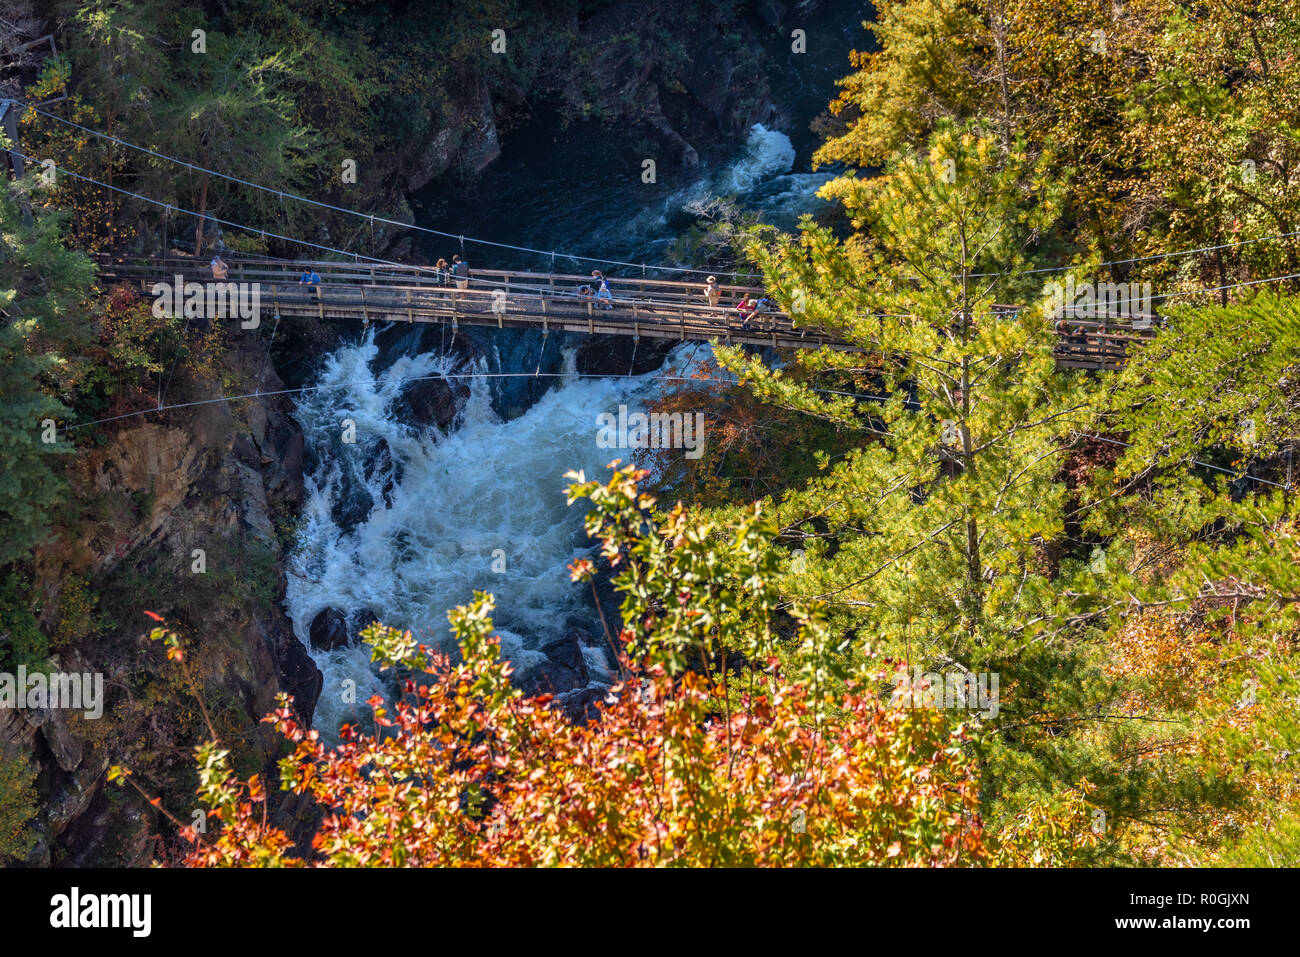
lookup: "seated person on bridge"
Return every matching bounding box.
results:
[210,255,229,281]
[299,268,321,286]
[577,283,595,303]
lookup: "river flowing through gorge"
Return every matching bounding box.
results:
[284,5,869,734]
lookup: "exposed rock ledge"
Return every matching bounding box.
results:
[3,334,317,866]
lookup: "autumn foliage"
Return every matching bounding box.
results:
[181,640,984,867]
[168,466,987,867]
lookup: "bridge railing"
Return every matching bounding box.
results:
[263,277,830,342]
[94,255,768,309]
[92,254,1161,369]
[94,254,837,340]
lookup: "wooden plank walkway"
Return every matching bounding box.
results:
[93,255,1160,371]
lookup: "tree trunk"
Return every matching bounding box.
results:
[194,170,210,258]
[958,231,984,638]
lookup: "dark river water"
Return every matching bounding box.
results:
[410,0,873,273]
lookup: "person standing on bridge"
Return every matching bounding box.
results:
[452,255,470,294]
[593,270,614,309]
[435,258,451,286]
[210,255,229,281]
[704,276,721,308]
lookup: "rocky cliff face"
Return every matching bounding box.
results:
[1,334,317,866]
[396,0,790,198]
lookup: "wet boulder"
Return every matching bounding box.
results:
[279,634,324,725]
[557,686,609,724]
[515,629,591,696]
[396,376,468,430]
[309,607,350,652]
[330,484,374,531]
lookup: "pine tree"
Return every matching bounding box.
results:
[0,189,93,567]
[725,126,1085,672]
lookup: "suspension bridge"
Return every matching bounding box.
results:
[0,99,1179,372]
[95,254,1158,371]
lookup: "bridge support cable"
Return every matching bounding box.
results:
[13,102,764,280]
[25,102,1300,287]
[48,364,1291,492]
[535,330,548,377]
[257,312,283,391]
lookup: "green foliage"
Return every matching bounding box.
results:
[53,577,97,647]
[734,126,1080,671]
[567,465,789,676]
[1098,294,1300,489]
[0,754,38,864]
[70,285,189,423]
[0,190,91,567]
[0,569,47,672]
[1215,815,1300,867]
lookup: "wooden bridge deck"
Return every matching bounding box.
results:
[94,255,1159,371]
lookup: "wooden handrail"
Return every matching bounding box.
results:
[91,253,1158,370]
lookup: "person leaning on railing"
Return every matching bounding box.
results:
[736,295,757,329]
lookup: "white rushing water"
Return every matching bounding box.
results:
[593,124,831,250]
[285,336,715,736]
